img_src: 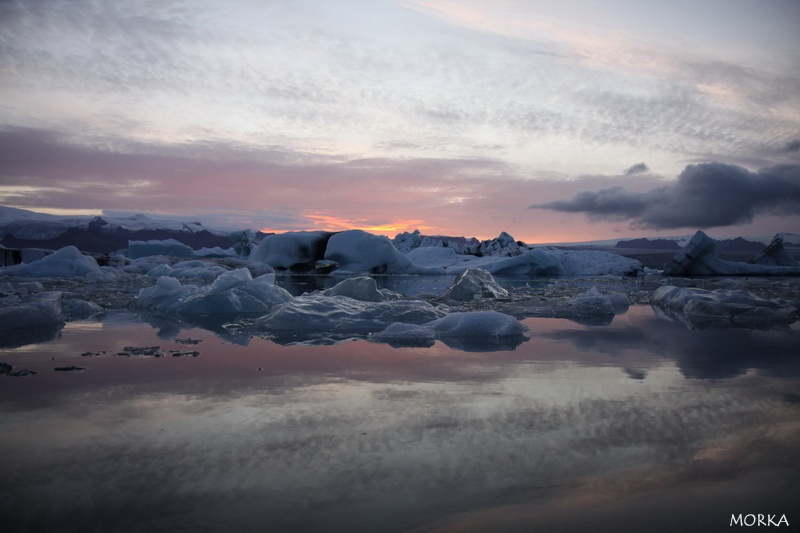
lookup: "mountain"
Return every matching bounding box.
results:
[0,206,234,254]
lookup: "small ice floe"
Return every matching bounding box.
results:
[175,337,202,345]
[371,310,529,352]
[651,285,798,329]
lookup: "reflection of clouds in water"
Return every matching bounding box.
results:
[3,364,798,532]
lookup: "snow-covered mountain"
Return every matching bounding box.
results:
[0,206,234,254]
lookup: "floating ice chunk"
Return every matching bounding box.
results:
[322,276,400,301]
[146,260,228,281]
[0,291,64,334]
[750,236,799,267]
[62,299,104,319]
[250,231,330,270]
[651,285,797,328]
[134,276,201,314]
[325,230,444,274]
[372,311,529,352]
[445,268,509,301]
[564,287,629,315]
[256,294,448,336]
[128,239,194,259]
[134,268,292,317]
[0,246,111,279]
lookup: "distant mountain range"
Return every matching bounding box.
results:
[0,206,234,254]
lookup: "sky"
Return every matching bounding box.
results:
[1,0,799,243]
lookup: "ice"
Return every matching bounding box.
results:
[567,286,629,315]
[0,290,63,329]
[547,249,643,276]
[321,276,401,301]
[325,230,444,275]
[146,260,228,281]
[751,236,799,267]
[663,231,800,276]
[371,311,529,352]
[651,285,798,328]
[62,299,104,319]
[445,268,509,301]
[134,268,292,317]
[128,239,194,259]
[0,246,113,279]
[249,231,330,270]
[255,293,449,343]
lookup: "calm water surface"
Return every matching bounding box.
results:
[1,305,799,532]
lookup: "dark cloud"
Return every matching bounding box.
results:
[784,139,800,153]
[532,162,800,229]
[623,162,649,175]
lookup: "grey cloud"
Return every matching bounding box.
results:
[623,162,649,175]
[784,139,800,153]
[532,162,800,229]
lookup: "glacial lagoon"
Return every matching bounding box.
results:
[2,274,799,533]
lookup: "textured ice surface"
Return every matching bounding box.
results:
[445,268,509,301]
[250,231,329,270]
[255,293,448,344]
[62,298,104,320]
[321,276,400,301]
[325,230,444,274]
[0,246,113,279]
[146,260,228,281]
[134,268,292,318]
[0,291,64,331]
[663,231,800,276]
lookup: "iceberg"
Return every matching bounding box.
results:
[0,246,113,280]
[324,230,444,274]
[371,311,529,352]
[321,276,401,301]
[145,260,229,281]
[663,231,800,276]
[651,285,798,329]
[445,268,509,301]
[249,231,331,271]
[0,291,65,348]
[128,239,194,259]
[134,268,292,318]
[255,292,448,344]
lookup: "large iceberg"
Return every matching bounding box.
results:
[651,285,798,329]
[663,231,800,276]
[249,231,331,271]
[128,239,194,259]
[0,291,65,348]
[324,230,444,275]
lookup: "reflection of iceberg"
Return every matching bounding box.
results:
[651,285,798,330]
[371,311,529,352]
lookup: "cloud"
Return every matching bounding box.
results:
[623,162,649,175]
[532,162,800,229]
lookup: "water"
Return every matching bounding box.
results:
[2,302,799,532]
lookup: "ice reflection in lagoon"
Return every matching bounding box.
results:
[1,306,799,533]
